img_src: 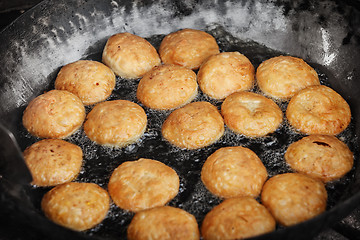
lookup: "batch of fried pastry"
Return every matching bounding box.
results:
[22,28,353,239]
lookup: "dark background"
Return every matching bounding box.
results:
[0,0,42,31]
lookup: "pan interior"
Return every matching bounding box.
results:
[14,24,359,239]
[1,0,360,239]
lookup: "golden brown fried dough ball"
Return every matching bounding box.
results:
[162,101,224,149]
[137,64,198,110]
[41,182,110,231]
[159,28,220,70]
[286,85,351,135]
[221,91,283,137]
[285,135,353,182]
[127,206,200,240]
[23,139,83,187]
[201,197,276,240]
[256,56,320,100]
[102,32,161,79]
[55,60,116,105]
[108,158,179,212]
[201,146,268,198]
[261,173,327,227]
[22,90,85,139]
[197,52,255,99]
[83,100,147,147]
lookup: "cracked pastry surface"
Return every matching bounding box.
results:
[41,182,110,231]
[285,135,353,182]
[286,85,351,135]
[221,91,283,137]
[197,52,255,99]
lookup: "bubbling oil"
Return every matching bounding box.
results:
[17,24,359,239]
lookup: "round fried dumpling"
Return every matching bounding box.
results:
[84,100,147,147]
[286,85,351,135]
[22,90,85,139]
[55,60,116,105]
[102,32,161,79]
[108,158,179,212]
[159,28,219,70]
[137,64,198,110]
[128,206,199,240]
[198,52,255,99]
[256,55,320,100]
[23,139,83,187]
[41,182,110,231]
[162,101,224,149]
[261,173,327,226]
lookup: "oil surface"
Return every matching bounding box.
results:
[17,24,359,239]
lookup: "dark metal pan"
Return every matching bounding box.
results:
[1,0,360,239]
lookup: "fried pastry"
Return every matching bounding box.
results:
[41,182,110,231]
[137,64,198,110]
[261,173,327,226]
[102,32,161,79]
[286,85,351,135]
[198,52,254,99]
[201,146,268,198]
[256,55,320,100]
[22,90,85,139]
[84,100,147,147]
[162,101,224,149]
[201,197,275,240]
[108,158,179,212]
[127,206,199,240]
[55,60,116,105]
[159,28,219,70]
[285,135,353,182]
[221,91,283,137]
[23,139,83,186]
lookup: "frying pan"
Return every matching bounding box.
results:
[1,0,360,239]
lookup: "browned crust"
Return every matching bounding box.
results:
[198,52,255,99]
[261,173,327,226]
[127,206,200,240]
[137,64,198,110]
[201,197,276,240]
[102,32,161,79]
[286,85,351,135]
[83,100,147,147]
[256,55,320,100]
[55,60,116,105]
[41,182,110,231]
[162,101,224,149]
[159,28,219,70]
[23,139,83,186]
[285,135,353,182]
[201,146,268,198]
[22,90,85,139]
[221,91,283,137]
[108,158,179,212]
